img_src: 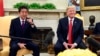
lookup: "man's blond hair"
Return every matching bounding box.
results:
[66,5,76,11]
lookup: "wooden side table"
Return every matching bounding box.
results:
[0,38,3,51]
[84,30,93,37]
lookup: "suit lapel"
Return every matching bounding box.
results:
[17,18,28,32]
[64,17,69,34]
[17,17,31,33]
[66,17,69,32]
[17,18,23,32]
[72,18,78,34]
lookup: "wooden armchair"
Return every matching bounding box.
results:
[0,16,32,56]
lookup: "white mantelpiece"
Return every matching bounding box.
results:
[4,8,66,20]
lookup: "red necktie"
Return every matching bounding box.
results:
[68,19,73,44]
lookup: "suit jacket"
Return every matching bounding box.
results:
[9,17,37,45]
[57,17,84,45]
[93,22,100,35]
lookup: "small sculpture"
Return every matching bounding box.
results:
[88,15,95,30]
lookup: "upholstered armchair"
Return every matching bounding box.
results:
[75,13,84,25]
[0,16,32,56]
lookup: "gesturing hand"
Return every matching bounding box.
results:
[27,18,34,25]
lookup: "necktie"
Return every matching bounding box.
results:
[21,21,25,29]
[68,19,73,44]
[21,21,25,43]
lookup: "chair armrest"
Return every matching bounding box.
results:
[0,38,3,51]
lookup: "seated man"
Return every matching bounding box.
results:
[93,22,100,35]
[86,22,100,53]
[54,6,87,56]
[9,6,40,56]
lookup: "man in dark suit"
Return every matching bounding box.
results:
[93,22,100,35]
[86,22,100,53]
[86,37,100,52]
[54,6,86,55]
[9,6,40,56]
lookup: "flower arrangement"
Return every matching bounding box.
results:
[13,2,56,9]
[29,3,41,9]
[41,3,56,9]
[57,48,97,56]
[13,2,29,8]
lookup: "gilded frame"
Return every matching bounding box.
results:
[80,0,100,10]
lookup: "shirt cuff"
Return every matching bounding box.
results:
[74,43,77,46]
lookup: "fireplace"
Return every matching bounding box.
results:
[31,27,53,52]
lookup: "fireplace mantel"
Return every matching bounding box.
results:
[5,8,66,13]
[4,8,66,20]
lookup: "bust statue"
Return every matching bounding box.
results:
[88,15,95,30]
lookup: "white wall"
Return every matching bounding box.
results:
[82,11,100,26]
[4,0,68,9]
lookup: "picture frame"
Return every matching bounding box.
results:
[80,0,100,10]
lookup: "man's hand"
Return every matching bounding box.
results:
[70,44,76,49]
[69,43,77,49]
[18,43,26,49]
[27,18,34,25]
[67,43,77,49]
[63,42,69,49]
[63,42,77,49]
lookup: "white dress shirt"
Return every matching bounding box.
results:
[67,17,77,46]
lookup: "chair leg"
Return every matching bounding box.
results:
[0,38,3,51]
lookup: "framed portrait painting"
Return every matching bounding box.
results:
[80,0,100,10]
